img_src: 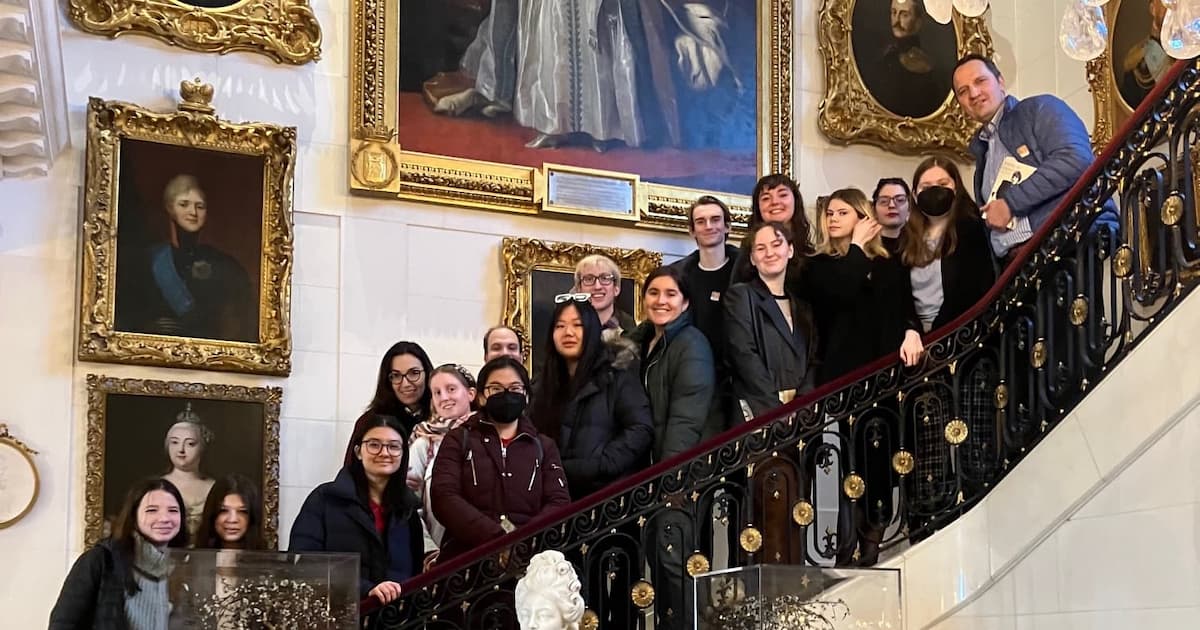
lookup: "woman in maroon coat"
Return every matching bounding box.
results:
[430,356,571,562]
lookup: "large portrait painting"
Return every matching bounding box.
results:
[66,0,322,64]
[84,375,282,549]
[818,0,994,156]
[348,0,792,231]
[78,79,296,376]
[501,238,661,375]
[1088,0,1172,149]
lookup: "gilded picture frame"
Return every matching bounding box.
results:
[1087,0,1169,150]
[817,0,994,157]
[84,375,282,550]
[347,0,793,232]
[78,79,296,376]
[66,0,322,65]
[501,237,662,373]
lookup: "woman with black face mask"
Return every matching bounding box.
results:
[429,357,571,562]
[903,157,997,332]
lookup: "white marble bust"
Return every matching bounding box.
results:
[515,551,586,630]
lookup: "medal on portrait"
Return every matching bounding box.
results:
[78,79,296,375]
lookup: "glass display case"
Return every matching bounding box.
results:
[693,564,902,629]
[166,549,359,629]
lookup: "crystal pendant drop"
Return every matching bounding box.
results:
[1059,0,1109,61]
[1161,0,1200,59]
[927,0,954,24]
[1082,0,1110,6]
[951,0,990,17]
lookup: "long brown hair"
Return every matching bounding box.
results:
[900,156,980,268]
[814,188,889,259]
[195,474,265,550]
[111,478,190,594]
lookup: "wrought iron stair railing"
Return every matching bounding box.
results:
[365,58,1200,629]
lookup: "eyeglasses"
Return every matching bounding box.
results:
[578,273,616,287]
[875,195,909,207]
[388,368,425,384]
[484,383,527,396]
[555,292,591,304]
[361,439,404,456]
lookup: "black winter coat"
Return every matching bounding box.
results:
[545,342,654,500]
[804,246,919,384]
[289,468,423,597]
[723,278,818,419]
[632,314,720,462]
[48,540,130,630]
[431,414,571,561]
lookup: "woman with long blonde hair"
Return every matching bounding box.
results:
[805,187,922,384]
[805,187,923,568]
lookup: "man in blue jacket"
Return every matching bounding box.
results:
[954,54,1097,261]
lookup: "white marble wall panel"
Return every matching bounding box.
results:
[0,1,1125,626]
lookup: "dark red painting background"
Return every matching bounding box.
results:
[397,0,759,194]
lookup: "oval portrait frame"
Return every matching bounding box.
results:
[0,427,39,529]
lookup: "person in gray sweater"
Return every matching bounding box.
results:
[49,478,189,630]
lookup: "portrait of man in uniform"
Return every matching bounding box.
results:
[852,0,958,119]
[112,140,263,344]
[1114,0,1170,110]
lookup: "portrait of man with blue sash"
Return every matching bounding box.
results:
[114,173,256,343]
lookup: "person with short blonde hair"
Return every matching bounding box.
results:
[573,254,635,334]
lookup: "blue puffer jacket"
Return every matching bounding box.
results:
[969,94,1116,232]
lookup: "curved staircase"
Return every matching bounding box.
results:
[364,58,1200,629]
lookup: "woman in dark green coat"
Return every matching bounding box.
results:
[632,265,719,630]
[632,265,719,463]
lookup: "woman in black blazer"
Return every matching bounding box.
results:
[806,188,924,386]
[903,156,997,331]
[723,221,818,421]
[804,187,924,567]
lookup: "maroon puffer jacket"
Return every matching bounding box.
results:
[431,414,570,561]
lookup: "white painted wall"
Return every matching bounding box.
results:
[0,2,1096,626]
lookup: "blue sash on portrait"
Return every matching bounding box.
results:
[149,243,196,318]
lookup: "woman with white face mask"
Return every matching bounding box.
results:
[723,221,819,420]
[50,478,190,630]
[406,364,477,565]
[431,357,570,562]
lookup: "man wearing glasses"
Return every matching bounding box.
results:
[573,254,636,336]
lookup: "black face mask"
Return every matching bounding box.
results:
[484,390,527,424]
[916,186,955,217]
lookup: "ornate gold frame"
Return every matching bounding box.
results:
[84,374,282,549]
[817,0,994,157]
[501,238,662,367]
[78,79,296,376]
[348,0,792,231]
[1087,0,1148,151]
[66,0,322,65]
[0,423,39,530]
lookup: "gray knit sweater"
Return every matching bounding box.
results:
[124,535,172,630]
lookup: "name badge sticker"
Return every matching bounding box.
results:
[1016,144,1031,158]
[710,291,721,302]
